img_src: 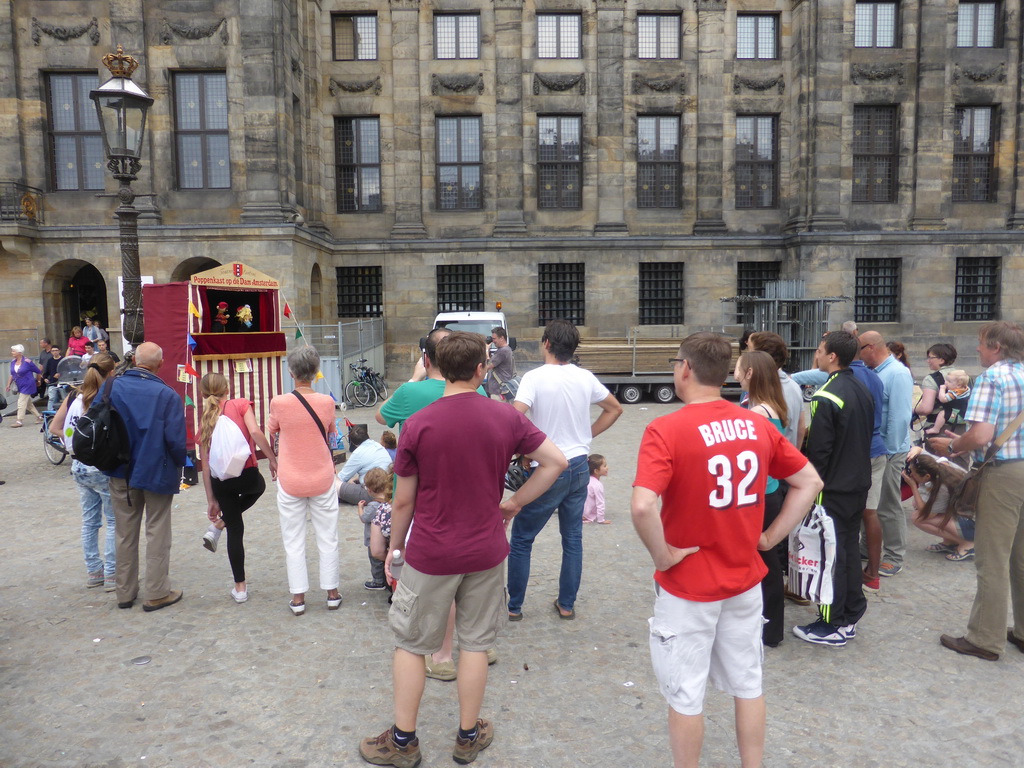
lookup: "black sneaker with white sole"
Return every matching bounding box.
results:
[364,580,388,590]
[793,619,847,646]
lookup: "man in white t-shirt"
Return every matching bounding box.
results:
[507,319,623,620]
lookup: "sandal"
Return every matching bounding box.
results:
[946,548,975,562]
[926,542,957,554]
[10,421,22,428]
[289,601,306,616]
[326,594,343,610]
[553,599,575,620]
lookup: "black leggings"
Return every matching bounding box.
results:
[211,465,266,584]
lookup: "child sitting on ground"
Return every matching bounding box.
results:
[358,466,394,590]
[381,430,397,462]
[582,453,611,524]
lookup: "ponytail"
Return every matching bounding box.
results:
[199,372,229,452]
[76,352,115,408]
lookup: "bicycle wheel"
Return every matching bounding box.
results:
[370,373,388,401]
[358,381,378,408]
[43,429,68,466]
[344,380,362,407]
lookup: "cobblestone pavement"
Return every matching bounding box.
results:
[1,400,1022,767]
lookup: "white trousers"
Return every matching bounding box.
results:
[277,483,340,594]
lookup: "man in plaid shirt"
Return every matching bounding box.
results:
[927,322,1024,661]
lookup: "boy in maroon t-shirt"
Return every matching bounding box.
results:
[360,332,566,768]
[632,333,822,768]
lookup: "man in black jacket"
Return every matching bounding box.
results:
[794,331,875,647]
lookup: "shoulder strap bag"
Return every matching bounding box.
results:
[949,409,1024,520]
[291,390,331,450]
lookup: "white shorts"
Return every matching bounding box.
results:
[648,583,764,716]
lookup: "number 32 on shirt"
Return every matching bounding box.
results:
[707,450,759,509]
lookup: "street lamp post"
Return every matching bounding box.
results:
[89,46,153,348]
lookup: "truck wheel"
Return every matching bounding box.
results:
[654,384,675,404]
[619,384,643,405]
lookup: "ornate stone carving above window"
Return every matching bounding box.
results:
[431,74,485,96]
[329,76,383,97]
[850,63,905,85]
[954,63,1006,84]
[32,17,100,46]
[160,18,229,45]
[532,73,586,95]
[632,74,686,95]
[733,75,785,94]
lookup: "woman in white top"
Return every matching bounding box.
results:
[50,353,118,591]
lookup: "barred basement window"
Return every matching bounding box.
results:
[855,258,901,323]
[538,263,585,326]
[853,106,898,203]
[639,262,684,325]
[538,14,582,58]
[855,1,898,47]
[538,116,582,209]
[46,72,104,191]
[955,257,1000,321]
[335,117,381,212]
[736,261,781,324]
[333,14,378,60]
[437,264,485,312]
[337,266,383,318]
[637,116,681,208]
[736,15,778,59]
[953,106,996,202]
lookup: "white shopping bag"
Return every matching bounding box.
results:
[209,414,251,480]
[786,504,837,605]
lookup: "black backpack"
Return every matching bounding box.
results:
[72,378,131,473]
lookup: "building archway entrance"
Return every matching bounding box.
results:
[171,257,221,283]
[41,260,109,343]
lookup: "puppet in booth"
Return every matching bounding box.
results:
[212,301,230,332]
[235,304,254,331]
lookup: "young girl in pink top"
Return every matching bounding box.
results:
[583,454,610,524]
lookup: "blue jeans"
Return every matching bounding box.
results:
[507,454,589,614]
[74,460,115,577]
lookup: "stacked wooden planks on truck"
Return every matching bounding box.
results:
[574,337,740,376]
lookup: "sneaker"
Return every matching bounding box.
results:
[104,575,117,593]
[879,562,903,577]
[839,623,857,639]
[359,727,422,768]
[862,573,880,593]
[453,718,494,765]
[85,571,103,589]
[231,588,248,603]
[202,527,221,553]
[142,589,184,612]
[364,580,388,591]
[425,657,457,681]
[793,619,847,647]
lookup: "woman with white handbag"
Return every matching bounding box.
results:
[199,372,277,604]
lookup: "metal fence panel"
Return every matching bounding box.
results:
[281,319,386,399]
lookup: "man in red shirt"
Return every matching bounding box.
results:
[632,333,822,768]
[360,332,566,768]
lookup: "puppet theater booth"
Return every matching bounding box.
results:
[143,263,286,453]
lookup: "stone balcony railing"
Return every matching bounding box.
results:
[0,182,44,225]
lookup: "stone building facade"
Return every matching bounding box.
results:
[2,0,1022,371]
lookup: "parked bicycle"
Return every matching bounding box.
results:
[345,359,387,408]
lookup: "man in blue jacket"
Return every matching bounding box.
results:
[107,342,187,611]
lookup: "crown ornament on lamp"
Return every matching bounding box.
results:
[101,45,140,78]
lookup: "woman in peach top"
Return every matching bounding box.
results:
[267,346,342,615]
